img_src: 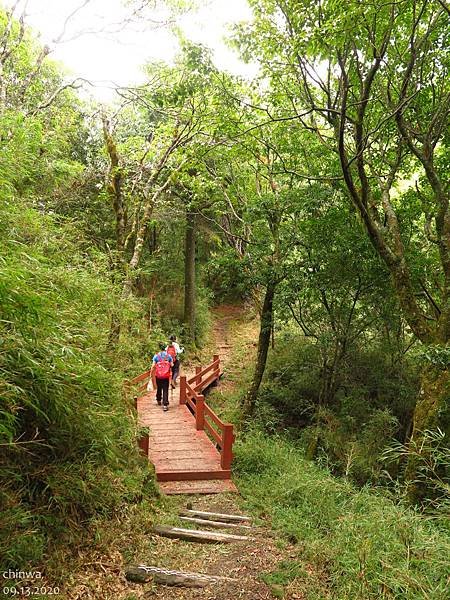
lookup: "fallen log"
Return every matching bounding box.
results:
[125,565,236,587]
[151,525,251,543]
[179,516,253,530]
[180,509,252,523]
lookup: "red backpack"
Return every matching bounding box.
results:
[166,345,177,361]
[155,353,171,379]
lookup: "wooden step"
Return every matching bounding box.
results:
[156,469,231,482]
[126,564,236,587]
[151,525,252,543]
[179,516,253,530]
[180,508,252,523]
[154,457,221,469]
[159,479,238,495]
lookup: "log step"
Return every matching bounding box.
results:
[151,525,252,543]
[180,508,252,523]
[125,565,236,587]
[179,516,253,530]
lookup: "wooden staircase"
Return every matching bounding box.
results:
[127,355,237,494]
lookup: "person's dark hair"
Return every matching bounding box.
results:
[159,342,166,351]
[169,335,176,342]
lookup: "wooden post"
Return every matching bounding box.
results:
[221,424,234,470]
[196,394,205,430]
[138,433,149,457]
[195,366,202,389]
[180,375,187,405]
[213,354,220,382]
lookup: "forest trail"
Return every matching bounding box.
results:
[63,304,307,600]
[121,304,295,600]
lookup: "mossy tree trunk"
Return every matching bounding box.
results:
[102,112,126,345]
[406,363,450,503]
[243,279,276,416]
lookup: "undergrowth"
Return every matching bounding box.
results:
[234,430,450,600]
[0,202,159,569]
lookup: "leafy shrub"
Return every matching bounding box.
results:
[256,334,418,484]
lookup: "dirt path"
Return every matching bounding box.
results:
[120,304,287,600]
[63,305,302,600]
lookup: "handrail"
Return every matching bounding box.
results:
[127,353,234,470]
[180,355,234,470]
[129,369,151,385]
[187,358,220,386]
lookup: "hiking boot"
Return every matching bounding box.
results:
[163,405,169,412]
[155,397,161,405]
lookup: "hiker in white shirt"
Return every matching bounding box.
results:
[165,335,184,388]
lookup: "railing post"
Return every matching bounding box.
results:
[221,424,234,470]
[138,433,149,457]
[196,394,205,430]
[180,376,187,405]
[213,354,220,382]
[195,366,202,390]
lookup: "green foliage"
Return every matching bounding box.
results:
[204,245,252,303]
[256,334,419,484]
[417,345,450,369]
[235,431,450,599]
[384,429,450,515]
[0,200,154,568]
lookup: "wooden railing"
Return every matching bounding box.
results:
[127,354,234,471]
[179,355,234,470]
[126,368,153,399]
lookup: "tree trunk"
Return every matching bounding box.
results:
[102,113,126,345]
[102,113,126,256]
[406,364,450,503]
[184,211,196,343]
[243,280,276,416]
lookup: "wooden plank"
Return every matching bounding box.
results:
[187,361,217,385]
[156,470,231,481]
[148,437,199,444]
[180,509,252,523]
[203,419,222,445]
[179,516,253,530]
[151,450,210,457]
[125,565,236,587]
[149,442,206,450]
[155,442,201,449]
[129,369,152,385]
[152,453,209,461]
[156,466,223,475]
[153,457,221,467]
[204,403,226,428]
[149,426,195,433]
[197,369,220,392]
[151,525,251,543]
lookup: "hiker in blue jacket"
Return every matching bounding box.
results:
[150,343,173,411]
